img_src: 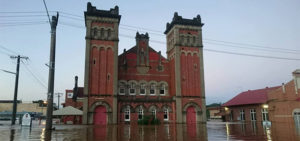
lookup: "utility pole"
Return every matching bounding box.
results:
[10,55,28,125]
[45,13,59,130]
[55,93,63,109]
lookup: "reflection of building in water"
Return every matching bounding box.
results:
[222,86,280,123]
[64,2,207,125]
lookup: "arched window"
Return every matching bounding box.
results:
[140,83,146,95]
[138,107,143,120]
[164,109,169,121]
[150,84,156,95]
[125,106,130,121]
[152,109,156,119]
[160,84,165,95]
[129,83,136,95]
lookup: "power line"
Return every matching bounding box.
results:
[0,22,48,28]
[21,60,48,90]
[0,21,48,24]
[42,0,51,27]
[0,50,12,56]
[0,15,47,18]
[204,41,300,55]
[57,22,300,61]
[0,45,19,55]
[204,38,300,53]
[0,11,56,14]
[2,10,298,53]
[204,49,300,61]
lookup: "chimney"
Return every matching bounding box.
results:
[293,69,300,94]
[282,83,286,94]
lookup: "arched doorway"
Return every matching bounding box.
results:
[186,106,196,123]
[94,106,107,125]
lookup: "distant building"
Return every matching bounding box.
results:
[267,70,300,123]
[0,100,48,119]
[61,88,84,124]
[222,86,280,122]
[206,103,223,120]
[62,88,84,109]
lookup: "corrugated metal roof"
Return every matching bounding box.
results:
[53,106,83,116]
[222,86,280,107]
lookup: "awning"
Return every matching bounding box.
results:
[53,106,83,116]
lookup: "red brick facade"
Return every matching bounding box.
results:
[267,70,300,123]
[80,3,206,125]
[223,70,300,124]
[222,87,279,122]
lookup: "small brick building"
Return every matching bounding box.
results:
[222,86,280,122]
[76,3,206,125]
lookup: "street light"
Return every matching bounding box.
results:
[42,100,47,116]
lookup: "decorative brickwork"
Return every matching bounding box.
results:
[80,2,206,125]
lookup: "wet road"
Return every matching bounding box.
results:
[0,120,300,141]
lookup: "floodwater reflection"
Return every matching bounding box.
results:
[1,120,300,140]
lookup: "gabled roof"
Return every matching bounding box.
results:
[222,86,280,107]
[118,46,166,61]
[53,106,83,116]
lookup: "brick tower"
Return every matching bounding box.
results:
[82,2,121,124]
[165,12,206,123]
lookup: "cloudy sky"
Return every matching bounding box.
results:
[0,0,299,106]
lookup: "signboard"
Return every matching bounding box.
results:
[21,113,32,126]
[67,93,73,98]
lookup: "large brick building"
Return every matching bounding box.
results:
[72,3,206,125]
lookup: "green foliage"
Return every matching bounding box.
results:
[138,115,161,125]
[150,118,161,125]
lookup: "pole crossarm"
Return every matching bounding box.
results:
[0,69,16,75]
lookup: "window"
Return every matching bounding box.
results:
[180,35,184,44]
[67,93,73,98]
[230,110,234,121]
[160,84,165,95]
[152,109,156,119]
[150,84,155,95]
[100,28,104,38]
[164,109,169,121]
[125,106,130,121]
[140,83,146,95]
[262,109,269,121]
[93,28,98,37]
[119,84,125,95]
[250,109,256,121]
[107,29,111,39]
[138,107,143,120]
[240,109,245,121]
[193,36,196,44]
[129,83,136,95]
[93,58,96,65]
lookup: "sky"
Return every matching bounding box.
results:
[0,0,299,106]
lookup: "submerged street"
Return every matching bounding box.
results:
[0,120,300,141]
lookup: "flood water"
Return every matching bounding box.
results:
[1,120,300,141]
